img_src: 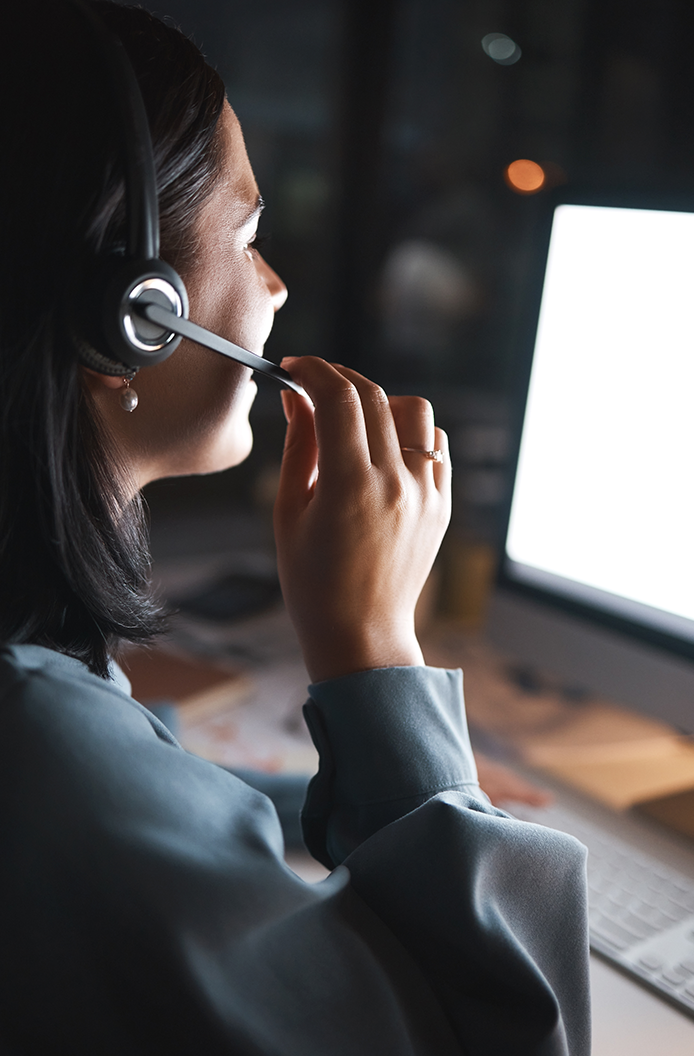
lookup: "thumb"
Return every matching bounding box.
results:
[275,390,318,517]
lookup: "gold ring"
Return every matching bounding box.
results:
[401,447,444,463]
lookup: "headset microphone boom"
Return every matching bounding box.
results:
[68,0,307,400]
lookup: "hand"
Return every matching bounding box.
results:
[274,357,451,683]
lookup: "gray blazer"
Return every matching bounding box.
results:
[0,644,590,1055]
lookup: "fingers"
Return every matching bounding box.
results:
[389,395,449,492]
[281,357,371,474]
[330,365,402,467]
[432,425,451,496]
[388,394,436,451]
[280,357,450,488]
[389,394,437,474]
[275,389,318,516]
[398,427,451,496]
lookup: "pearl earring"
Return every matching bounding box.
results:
[119,373,139,413]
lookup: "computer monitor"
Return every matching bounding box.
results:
[489,191,694,735]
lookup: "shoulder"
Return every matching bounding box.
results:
[0,645,170,810]
[0,642,178,752]
[0,644,284,887]
[0,643,270,834]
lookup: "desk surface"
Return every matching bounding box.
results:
[591,956,694,1054]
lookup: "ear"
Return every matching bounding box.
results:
[81,366,127,390]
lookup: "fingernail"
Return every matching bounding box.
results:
[281,356,297,366]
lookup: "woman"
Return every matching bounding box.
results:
[0,2,590,1053]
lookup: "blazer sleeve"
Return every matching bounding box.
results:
[301,665,591,1056]
[0,649,590,1056]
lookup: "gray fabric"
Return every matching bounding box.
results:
[225,768,309,850]
[0,643,590,1055]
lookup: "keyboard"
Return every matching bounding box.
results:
[508,802,694,1019]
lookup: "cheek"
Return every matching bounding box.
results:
[183,353,253,439]
[135,344,252,454]
[187,371,257,473]
[198,263,275,354]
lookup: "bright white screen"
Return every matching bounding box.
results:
[506,203,694,638]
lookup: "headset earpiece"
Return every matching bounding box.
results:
[69,0,307,398]
[101,257,188,368]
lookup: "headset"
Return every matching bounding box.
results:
[69,0,307,399]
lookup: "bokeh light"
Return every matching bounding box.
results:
[505,159,546,194]
[481,33,522,65]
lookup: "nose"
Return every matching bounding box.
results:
[256,253,288,312]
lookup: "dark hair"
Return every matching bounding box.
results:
[0,2,226,676]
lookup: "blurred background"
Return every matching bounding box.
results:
[138,0,694,624]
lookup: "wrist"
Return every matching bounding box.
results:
[300,625,424,684]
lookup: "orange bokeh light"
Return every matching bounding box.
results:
[505,159,545,194]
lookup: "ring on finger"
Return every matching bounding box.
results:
[400,447,444,463]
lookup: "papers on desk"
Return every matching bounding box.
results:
[119,644,254,723]
[422,625,694,813]
[119,638,318,776]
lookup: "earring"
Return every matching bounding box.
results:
[119,373,139,413]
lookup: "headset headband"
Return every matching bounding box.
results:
[69,0,158,261]
[67,0,306,398]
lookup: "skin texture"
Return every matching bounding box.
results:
[274,359,451,682]
[83,104,286,487]
[83,101,550,804]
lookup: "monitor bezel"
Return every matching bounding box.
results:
[498,186,694,665]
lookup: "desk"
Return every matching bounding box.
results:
[143,552,694,1050]
[591,956,694,1054]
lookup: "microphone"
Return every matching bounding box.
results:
[135,301,308,400]
[68,1,306,403]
